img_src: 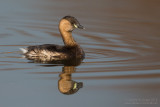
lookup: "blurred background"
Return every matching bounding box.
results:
[0,0,160,107]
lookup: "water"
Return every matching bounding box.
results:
[0,0,160,107]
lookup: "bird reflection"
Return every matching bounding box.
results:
[59,66,83,95]
[26,57,84,95]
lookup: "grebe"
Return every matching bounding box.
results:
[20,16,85,61]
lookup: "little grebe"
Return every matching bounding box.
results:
[20,16,85,60]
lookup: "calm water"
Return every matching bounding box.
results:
[0,0,160,107]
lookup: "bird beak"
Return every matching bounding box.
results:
[78,25,85,29]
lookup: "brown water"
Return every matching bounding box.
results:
[0,0,160,107]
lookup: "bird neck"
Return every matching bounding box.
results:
[60,30,77,47]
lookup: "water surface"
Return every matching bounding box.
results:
[0,0,160,107]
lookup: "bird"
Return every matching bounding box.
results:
[20,16,85,62]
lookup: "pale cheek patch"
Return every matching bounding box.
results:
[74,24,78,28]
